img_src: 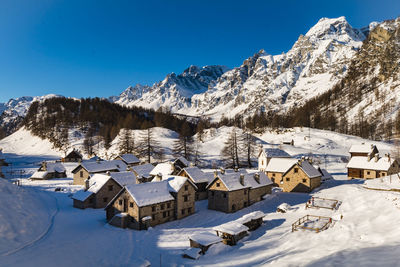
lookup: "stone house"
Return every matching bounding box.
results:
[207,171,272,213]
[72,171,136,209]
[349,143,378,158]
[115,153,140,167]
[178,166,214,200]
[347,153,399,179]
[62,149,83,162]
[130,163,155,183]
[258,147,291,172]
[172,156,190,174]
[280,160,322,192]
[265,158,298,186]
[30,161,67,180]
[71,160,127,185]
[105,176,197,230]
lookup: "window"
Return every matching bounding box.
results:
[216,182,220,187]
[119,200,123,205]
[232,204,236,211]
[244,190,247,195]
[188,207,192,213]
[108,185,113,191]
[152,214,156,220]
[261,160,264,166]
[367,171,370,175]
[294,168,298,173]
[152,206,156,212]
[272,173,276,177]
[161,204,165,210]
[80,171,83,178]
[286,177,290,181]
[223,193,227,198]
[184,195,188,202]
[244,202,247,207]
[163,211,167,218]
[167,203,171,208]
[302,179,306,183]
[181,209,185,215]
[130,202,134,208]
[184,185,188,191]
[103,197,108,203]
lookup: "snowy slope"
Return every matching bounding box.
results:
[0,179,56,256]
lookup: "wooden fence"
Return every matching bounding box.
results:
[292,215,332,233]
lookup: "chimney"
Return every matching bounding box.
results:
[42,161,47,171]
[220,168,225,175]
[367,154,372,161]
[126,167,131,172]
[308,157,312,164]
[234,167,238,172]
[214,170,218,178]
[371,144,374,149]
[156,173,162,181]
[239,173,245,185]
[84,179,90,190]
[254,173,260,184]
[106,171,111,176]
[374,153,379,162]
[96,158,100,163]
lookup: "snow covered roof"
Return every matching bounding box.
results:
[265,158,298,173]
[189,232,222,246]
[41,162,66,173]
[297,160,321,179]
[349,144,377,154]
[164,176,197,193]
[244,172,273,189]
[315,167,333,180]
[213,222,249,235]
[259,147,291,158]
[149,162,174,177]
[211,173,251,191]
[236,211,265,224]
[182,166,214,184]
[109,171,136,187]
[30,171,49,179]
[174,156,190,167]
[73,160,127,174]
[346,156,393,171]
[125,181,174,207]
[131,163,155,179]
[117,154,140,165]
[183,247,201,260]
[72,174,110,201]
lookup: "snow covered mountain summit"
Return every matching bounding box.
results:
[114,16,367,120]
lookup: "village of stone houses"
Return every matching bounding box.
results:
[2,125,400,266]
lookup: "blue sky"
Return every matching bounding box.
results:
[0,0,399,102]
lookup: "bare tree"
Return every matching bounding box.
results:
[118,129,135,154]
[137,127,161,163]
[221,127,240,168]
[242,130,256,167]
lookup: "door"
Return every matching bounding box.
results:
[123,198,128,212]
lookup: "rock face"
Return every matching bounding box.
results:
[0,95,61,135]
[115,65,230,112]
[115,17,367,120]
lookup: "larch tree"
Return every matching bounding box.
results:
[118,128,135,154]
[137,121,161,163]
[173,121,193,160]
[221,127,240,168]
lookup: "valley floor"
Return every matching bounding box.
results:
[1,128,400,266]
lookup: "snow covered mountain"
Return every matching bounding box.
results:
[0,95,62,135]
[114,17,367,120]
[115,65,230,112]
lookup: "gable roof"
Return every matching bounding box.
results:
[243,172,273,189]
[117,154,140,165]
[207,173,251,191]
[213,221,249,235]
[149,162,174,177]
[163,175,198,192]
[294,160,321,178]
[131,163,155,179]
[41,162,66,173]
[109,171,136,187]
[258,147,291,158]
[349,144,377,154]
[65,149,83,159]
[174,156,190,167]
[346,155,393,171]
[125,181,174,207]
[72,174,110,201]
[265,158,298,173]
[181,166,214,184]
[72,160,127,174]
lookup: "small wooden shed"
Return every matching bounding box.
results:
[236,211,265,231]
[213,222,249,246]
[189,232,222,253]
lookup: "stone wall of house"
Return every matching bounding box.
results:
[93,179,123,208]
[266,172,283,186]
[175,180,196,219]
[73,167,90,185]
[249,185,270,205]
[227,188,249,213]
[282,166,321,192]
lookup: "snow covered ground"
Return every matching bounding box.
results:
[1,127,400,266]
